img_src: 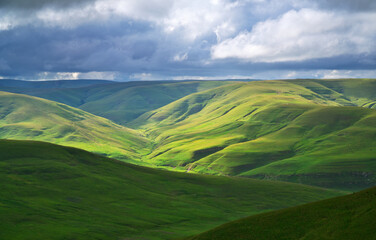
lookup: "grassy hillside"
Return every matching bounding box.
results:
[0,139,344,240]
[134,79,376,190]
[184,185,376,240]
[0,80,234,125]
[1,79,375,190]
[0,91,149,162]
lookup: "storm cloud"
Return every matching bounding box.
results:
[316,0,376,11]
[0,0,375,80]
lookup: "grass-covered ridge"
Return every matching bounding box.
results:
[184,185,376,240]
[1,79,375,190]
[0,91,150,162]
[0,139,344,240]
[134,79,376,190]
[0,80,234,125]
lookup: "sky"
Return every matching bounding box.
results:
[0,0,376,81]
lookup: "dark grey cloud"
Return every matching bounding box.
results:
[0,0,375,80]
[0,20,158,75]
[316,0,376,11]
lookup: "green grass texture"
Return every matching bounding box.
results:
[134,79,376,191]
[184,185,376,240]
[0,91,150,162]
[0,139,344,240]
[0,80,234,125]
[1,79,375,190]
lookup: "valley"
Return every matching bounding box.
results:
[0,78,375,239]
[2,2,376,239]
[0,139,343,240]
[133,79,376,190]
[1,79,375,190]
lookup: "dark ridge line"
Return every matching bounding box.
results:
[243,108,258,118]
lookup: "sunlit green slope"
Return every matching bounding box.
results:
[0,140,343,240]
[134,79,376,190]
[184,186,376,240]
[0,80,234,125]
[0,91,149,162]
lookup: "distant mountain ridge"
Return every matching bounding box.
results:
[0,79,113,88]
[0,80,234,124]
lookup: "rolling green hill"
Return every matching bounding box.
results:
[184,185,376,240]
[0,139,344,240]
[1,79,375,190]
[134,79,376,190]
[0,91,149,162]
[0,80,234,125]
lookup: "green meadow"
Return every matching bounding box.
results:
[0,78,375,239]
[0,80,233,125]
[184,185,376,240]
[133,79,376,191]
[0,139,343,240]
[0,91,150,162]
[0,79,375,190]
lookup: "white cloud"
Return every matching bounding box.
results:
[78,71,118,80]
[319,70,376,79]
[129,72,153,80]
[173,52,188,62]
[211,8,376,62]
[161,0,239,41]
[94,0,173,22]
[250,69,376,79]
[0,0,240,42]
[36,71,117,80]
[214,21,237,42]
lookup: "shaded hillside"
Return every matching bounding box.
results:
[185,185,376,240]
[0,80,234,125]
[0,140,343,240]
[0,91,149,162]
[134,79,376,190]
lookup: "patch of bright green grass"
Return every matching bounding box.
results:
[0,139,344,240]
[134,79,376,190]
[0,91,150,162]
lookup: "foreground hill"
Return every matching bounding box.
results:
[0,140,343,240]
[134,79,376,190]
[0,80,234,125]
[0,91,149,161]
[185,185,376,240]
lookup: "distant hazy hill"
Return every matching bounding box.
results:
[0,80,234,125]
[134,79,376,190]
[0,79,112,89]
[185,185,376,240]
[0,91,149,161]
[0,139,343,240]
